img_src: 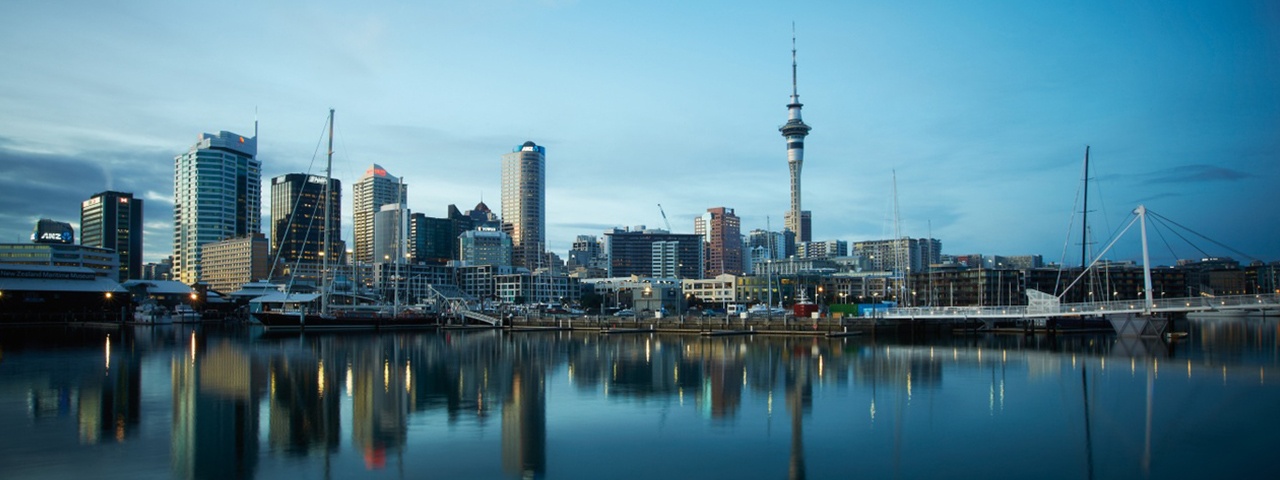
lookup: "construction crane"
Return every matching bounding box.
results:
[657,204,672,231]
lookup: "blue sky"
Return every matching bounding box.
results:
[1,0,1276,266]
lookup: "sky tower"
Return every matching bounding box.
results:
[780,27,812,244]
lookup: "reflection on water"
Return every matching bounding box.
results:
[0,316,1278,479]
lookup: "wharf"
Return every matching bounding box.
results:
[700,330,755,337]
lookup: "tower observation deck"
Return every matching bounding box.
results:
[780,29,812,243]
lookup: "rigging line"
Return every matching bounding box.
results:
[1148,210,1260,262]
[266,114,333,282]
[1058,211,1140,300]
[1056,158,1088,296]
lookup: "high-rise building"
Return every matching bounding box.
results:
[852,238,942,274]
[352,164,405,265]
[604,227,703,279]
[799,239,847,259]
[81,191,143,281]
[269,173,342,268]
[694,207,743,277]
[372,204,407,265]
[501,141,545,270]
[173,130,260,285]
[780,33,812,244]
[409,213,454,265]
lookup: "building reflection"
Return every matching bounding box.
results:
[502,366,545,479]
[2,317,1279,478]
[172,337,261,480]
[350,338,408,469]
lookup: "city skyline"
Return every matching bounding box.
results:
[1,1,1277,267]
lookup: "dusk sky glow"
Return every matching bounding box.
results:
[1,0,1276,267]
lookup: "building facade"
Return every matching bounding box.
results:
[80,191,143,281]
[173,130,260,285]
[352,164,405,265]
[199,233,269,294]
[694,207,743,277]
[604,227,703,279]
[372,204,407,265]
[501,141,546,271]
[269,173,343,269]
[799,240,847,259]
[459,228,513,267]
[852,238,942,274]
[409,213,455,265]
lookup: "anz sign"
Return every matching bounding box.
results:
[32,220,74,245]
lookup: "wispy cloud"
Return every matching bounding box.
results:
[1145,164,1250,184]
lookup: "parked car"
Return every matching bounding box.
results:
[613,309,634,317]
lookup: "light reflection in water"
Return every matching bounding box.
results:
[1,319,1278,480]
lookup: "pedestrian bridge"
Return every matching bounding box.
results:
[882,293,1280,320]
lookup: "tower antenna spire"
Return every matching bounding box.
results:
[791,22,799,99]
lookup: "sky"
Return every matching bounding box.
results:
[1,0,1277,268]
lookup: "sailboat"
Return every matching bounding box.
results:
[253,110,440,331]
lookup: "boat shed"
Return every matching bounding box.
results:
[0,264,128,322]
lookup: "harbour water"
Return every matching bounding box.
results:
[1,317,1277,479]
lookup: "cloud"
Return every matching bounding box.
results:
[1145,164,1250,184]
[0,138,175,260]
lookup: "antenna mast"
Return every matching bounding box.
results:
[321,108,333,314]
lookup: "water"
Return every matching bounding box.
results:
[1,318,1277,479]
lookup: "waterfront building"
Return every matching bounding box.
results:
[495,270,575,305]
[1179,257,1247,296]
[352,164,406,265]
[501,142,546,270]
[372,262,454,304]
[1,222,118,278]
[173,130,260,285]
[604,227,703,279]
[80,191,143,282]
[459,228,513,267]
[852,238,942,274]
[1247,261,1280,295]
[682,274,738,306]
[0,264,127,322]
[694,207,743,277]
[458,264,518,301]
[269,173,343,269]
[372,204,408,265]
[199,233,269,294]
[780,34,813,244]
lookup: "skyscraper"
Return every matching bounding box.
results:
[780,31,812,244]
[173,130,260,285]
[270,173,342,267]
[694,207,743,277]
[501,141,545,271]
[81,191,143,281]
[352,164,405,265]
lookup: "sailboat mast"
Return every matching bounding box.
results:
[1081,146,1089,268]
[322,108,334,314]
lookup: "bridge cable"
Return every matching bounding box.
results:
[1148,210,1259,262]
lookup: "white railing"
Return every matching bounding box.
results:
[883,293,1280,319]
